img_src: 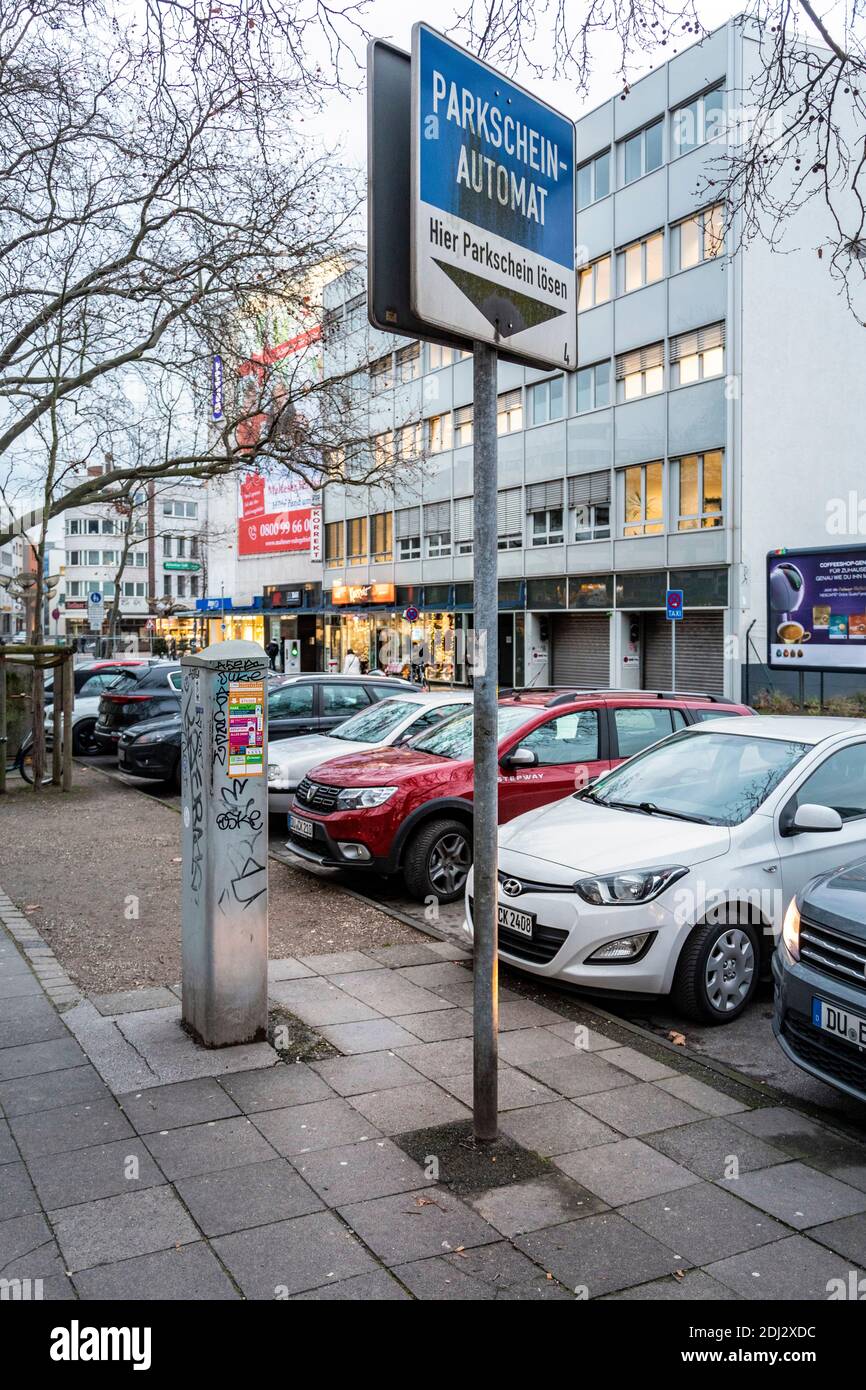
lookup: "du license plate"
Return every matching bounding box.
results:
[498,904,535,938]
[291,815,314,840]
[812,997,866,1048]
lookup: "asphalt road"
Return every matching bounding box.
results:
[86,755,866,1131]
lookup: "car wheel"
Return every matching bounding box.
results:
[402,817,472,904]
[72,719,99,756]
[672,917,760,1024]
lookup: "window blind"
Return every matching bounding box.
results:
[424,500,451,532]
[669,321,726,361]
[615,341,664,379]
[395,506,420,539]
[497,488,523,535]
[526,479,564,512]
[453,497,474,542]
[568,472,611,507]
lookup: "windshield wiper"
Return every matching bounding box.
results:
[635,801,708,824]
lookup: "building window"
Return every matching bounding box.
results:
[87,518,99,533]
[373,430,395,469]
[673,203,724,270]
[68,551,80,566]
[568,473,611,541]
[617,231,664,294]
[426,413,453,452]
[576,361,611,414]
[67,519,80,535]
[398,422,422,461]
[621,118,663,185]
[674,450,724,530]
[670,322,726,386]
[616,342,664,401]
[370,353,394,392]
[163,535,172,557]
[427,343,455,370]
[453,404,473,448]
[101,519,115,534]
[347,517,368,564]
[621,461,664,536]
[396,342,420,383]
[370,512,393,562]
[177,575,186,599]
[526,480,564,547]
[395,506,421,560]
[672,84,725,156]
[135,551,147,566]
[162,500,197,519]
[497,388,523,435]
[576,149,611,209]
[527,375,565,426]
[176,536,186,558]
[578,255,611,312]
[101,550,117,566]
[163,575,172,597]
[424,501,451,558]
[497,488,522,550]
[86,550,99,566]
[454,497,474,555]
[190,575,199,598]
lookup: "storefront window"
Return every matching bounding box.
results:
[526,577,567,609]
[615,571,667,607]
[668,567,728,606]
[569,575,614,609]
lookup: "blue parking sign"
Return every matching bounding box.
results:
[666,589,684,621]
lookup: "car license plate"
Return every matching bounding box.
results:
[812,997,866,1048]
[498,904,535,938]
[291,815,314,840]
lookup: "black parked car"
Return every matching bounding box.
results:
[266,674,418,740]
[118,712,182,789]
[774,857,866,1103]
[94,665,183,752]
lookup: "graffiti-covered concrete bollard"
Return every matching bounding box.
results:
[180,640,268,1047]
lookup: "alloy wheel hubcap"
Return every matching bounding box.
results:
[705,928,755,1011]
[428,833,471,895]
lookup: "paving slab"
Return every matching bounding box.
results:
[49,1184,200,1272]
[515,1050,638,1099]
[0,973,43,999]
[647,1117,789,1182]
[807,1211,866,1267]
[515,1211,690,1298]
[0,1161,40,1221]
[72,1242,239,1300]
[9,1096,134,1160]
[212,1210,379,1298]
[555,1137,701,1206]
[395,962,473,990]
[347,1081,471,1136]
[143,1115,278,1179]
[576,1081,704,1137]
[731,1105,866,1189]
[544,1020,619,1051]
[392,1009,474,1042]
[720,1161,866,1229]
[339,1185,499,1266]
[394,1241,574,1300]
[59,1001,159,1093]
[118,1078,241,1134]
[470,1174,607,1237]
[656,1074,748,1117]
[217,1063,335,1112]
[498,1028,584,1066]
[500,1100,617,1157]
[267,957,314,981]
[27,1136,164,1209]
[310,1050,424,1098]
[395,1038,476,1080]
[0,1118,19,1164]
[0,1063,109,1117]
[438,1067,561,1112]
[705,1233,866,1301]
[291,1138,429,1205]
[368,944,449,968]
[0,1212,67,1281]
[298,951,384,975]
[317,1018,420,1055]
[600,1046,677,1082]
[329,969,451,1017]
[621,1182,788,1265]
[175,1158,323,1236]
[91,987,179,1016]
[0,996,69,1049]
[602,1270,743,1301]
[251,1098,382,1156]
[258,977,380,1027]
[290,1269,411,1300]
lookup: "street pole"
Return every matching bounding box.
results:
[671,618,677,691]
[472,340,499,1142]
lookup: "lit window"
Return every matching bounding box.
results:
[454,405,474,448]
[675,451,724,530]
[578,255,611,312]
[671,323,726,386]
[370,512,393,562]
[618,231,664,294]
[427,413,453,452]
[616,343,664,401]
[497,389,523,434]
[396,342,420,383]
[621,461,664,536]
[347,517,368,563]
[673,203,725,271]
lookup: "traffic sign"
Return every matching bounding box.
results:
[411,24,576,369]
[404,605,420,622]
[87,590,104,632]
[666,590,684,621]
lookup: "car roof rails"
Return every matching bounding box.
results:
[501,685,732,708]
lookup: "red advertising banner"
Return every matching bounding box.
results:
[238,472,314,556]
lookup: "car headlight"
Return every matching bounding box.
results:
[782,898,800,960]
[574,865,688,906]
[267,763,286,786]
[133,730,174,746]
[335,785,398,810]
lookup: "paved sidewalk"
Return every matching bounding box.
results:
[3,909,866,1300]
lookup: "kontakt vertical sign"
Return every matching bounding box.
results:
[411,24,576,369]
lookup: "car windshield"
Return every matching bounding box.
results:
[411,706,538,761]
[583,730,811,826]
[330,700,417,743]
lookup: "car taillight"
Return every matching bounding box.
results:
[103,693,149,702]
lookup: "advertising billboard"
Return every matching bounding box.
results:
[410,24,576,370]
[238,471,313,557]
[767,545,866,670]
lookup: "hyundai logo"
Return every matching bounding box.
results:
[501,878,523,897]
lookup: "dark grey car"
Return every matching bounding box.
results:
[773,857,866,1102]
[266,674,418,740]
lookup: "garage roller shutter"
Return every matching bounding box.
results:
[643,612,725,694]
[552,614,611,687]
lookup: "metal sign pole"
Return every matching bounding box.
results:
[672,618,677,691]
[472,340,499,1142]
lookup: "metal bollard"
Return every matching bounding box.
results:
[180,639,269,1047]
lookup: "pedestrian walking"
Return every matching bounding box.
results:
[341,649,361,675]
[265,639,279,670]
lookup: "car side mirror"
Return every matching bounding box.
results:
[791,802,844,834]
[501,746,538,771]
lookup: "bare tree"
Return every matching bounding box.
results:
[0,0,409,546]
[454,0,866,318]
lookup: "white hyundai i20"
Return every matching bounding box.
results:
[463,716,866,1024]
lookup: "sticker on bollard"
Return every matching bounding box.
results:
[228,680,265,776]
